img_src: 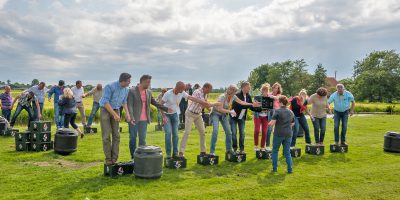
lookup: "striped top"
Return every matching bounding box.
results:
[187,88,207,114]
[0,92,12,108]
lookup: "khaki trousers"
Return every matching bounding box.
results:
[179,110,206,153]
[100,108,120,161]
[77,101,86,126]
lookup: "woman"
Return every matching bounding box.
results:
[58,88,84,138]
[290,89,312,146]
[265,82,282,150]
[308,87,330,144]
[209,84,260,155]
[253,83,274,151]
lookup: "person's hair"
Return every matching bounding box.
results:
[241,81,250,89]
[272,82,282,95]
[336,83,345,90]
[28,91,35,98]
[63,88,73,99]
[298,89,308,102]
[161,88,167,93]
[58,80,65,86]
[193,84,200,89]
[39,82,45,86]
[279,95,289,106]
[316,87,328,97]
[260,83,270,93]
[203,82,213,89]
[119,73,132,82]
[76,80,82,85]
[140,74,152,83]
[226,84,238,95]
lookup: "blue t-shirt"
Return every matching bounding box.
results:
[328,91,355,112]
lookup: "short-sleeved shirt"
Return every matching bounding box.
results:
[290,97,308,117]
[187,88,207,114]
[212,94,238,115]
[139,89,147,121]
[308,94,328,118]
[26,85,48,103]
[99,81,129,109]
[162,89,189,114]
[19,92,37,107]
[0,92,12,108]
[328,91,355,112]
[71,86,84,103]
[87,88,103,103]
[272,106,295,137]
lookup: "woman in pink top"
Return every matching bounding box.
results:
[265,82,282,150]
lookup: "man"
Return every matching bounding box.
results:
[127,75,170,160]
[100,73,132,165]
[26,82,48,120]
[72,80,86,127]
[179,83,192,124]
[178,83,221,157]
[48,80,65,129]
[160,82,209,158]
[0,85,12,122]
[10,91,41,128]
[83,84,103,127]
[328,84,355,145]
[230,81,258,153]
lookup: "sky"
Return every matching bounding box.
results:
[0,0,399,88]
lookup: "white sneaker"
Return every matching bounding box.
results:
[254,146,259,151]
[266,147,271,151]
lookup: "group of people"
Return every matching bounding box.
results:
[0,73,355,173]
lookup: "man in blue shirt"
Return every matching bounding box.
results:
[100,73,132,165]
[48,80,65,129]
[328,84,356,145]
[27,82,48,121]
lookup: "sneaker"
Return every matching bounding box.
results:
[288,171,293,174]
[266,146,271,151]
[261,147,266,151]
[105,160,113,165]
[271,169,277,173]
[341,142,348,146]
[239,150,245,154]
[254,146,259,151]
[335,142,339,145]
[178,152,185,158]
[209,153,215,156]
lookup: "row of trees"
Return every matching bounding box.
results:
[246,50,400,102]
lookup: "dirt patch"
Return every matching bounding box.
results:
[25,159,102,170]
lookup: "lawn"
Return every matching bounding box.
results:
[1,115,400,199]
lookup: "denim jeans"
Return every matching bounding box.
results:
[2,109,11,122]
[164,113,179,157]
[54,103,64,128]
[129,121,148,159]
[32,102,44,121]
[334,110,349,143]
[291,114,311,146]
[272,135,293,173]
[87,102,100,126]
[210,113,232,154]
[157,109,162,125]
[230,116,246,151]
[312,117,327,143]
[10,104,33,128]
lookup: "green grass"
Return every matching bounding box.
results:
[1,115,400,199]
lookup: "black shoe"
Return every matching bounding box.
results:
[341,142,348,146]
[200,152,207,156]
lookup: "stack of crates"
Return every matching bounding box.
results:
[15,131,31,151]
[29,121,53,152]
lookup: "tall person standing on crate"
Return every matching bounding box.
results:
[0,85,13,122]
[308,87,330,145]
[328,84,355,146]
[178,83,221,158]
[289,89,313,146]
[58,88,84,138]
[265,82,283,150]
[48,80,65,129]
[160,81,210,159]
[10,91,41,128]
[127,75,170,160]
[83,84,103,128]
[71,80,86,127]
[100,73,132,165]
[26,82,48,121]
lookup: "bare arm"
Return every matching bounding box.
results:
[268,119,276,126]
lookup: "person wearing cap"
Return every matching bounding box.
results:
[26,82,48,121]
[48,80,65,129]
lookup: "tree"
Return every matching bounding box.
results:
[309,64,328,94]
[31,79,39,86]
[6,80,10,85]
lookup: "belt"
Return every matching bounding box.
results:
[76,101,82,103]
[189,110,201,115]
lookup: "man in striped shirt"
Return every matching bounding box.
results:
[179,82,221,157]
[0,85,12,122]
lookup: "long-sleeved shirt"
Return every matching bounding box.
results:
[187,88,207,114]
[58,97,77,115]
[26,85,49,103]
[0,92,12,108]
[99,81,129,110]
[87,88,103,103]
[48,86,64,104]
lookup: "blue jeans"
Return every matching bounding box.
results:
[272,135,293,173]
[87,102,100,126]
[129,121,148,159]
[312,117,327,143]
[334,110,349,143]
[291,114,311,146]
[10,104,33,128]
[230,116,246,151]
[164,113,179,157]
[157,109,162,125]
[266,110,275,147]
[2,109,11,122]
[54,103,64,128]
[32,102,44,121]
[210,113,233,154]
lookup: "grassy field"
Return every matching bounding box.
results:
[1,115,400,199]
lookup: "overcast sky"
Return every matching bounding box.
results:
[0,0,399,88]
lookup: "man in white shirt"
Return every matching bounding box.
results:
[71,80,86,126]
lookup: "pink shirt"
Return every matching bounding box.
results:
[269,93,280,109]
[139,89,148,121]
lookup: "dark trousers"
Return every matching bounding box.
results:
[2,109,11,122]
[230,117,246,151]
[64,113,78,129]
[10,104,33,128]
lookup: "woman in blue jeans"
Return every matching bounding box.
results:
[268,95,295,173]
[210,85,258,155]
[308,87,330,144]
[289,89,313,146]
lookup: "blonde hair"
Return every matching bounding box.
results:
[63,88,73,99]
[260,83,270,94]
[298,89,308,102]
[272,82,282,95]
[226,84,238,96]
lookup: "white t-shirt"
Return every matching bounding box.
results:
[71,86,84,102]
[162,89,189,114]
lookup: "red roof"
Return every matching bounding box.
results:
[326,77,338,87]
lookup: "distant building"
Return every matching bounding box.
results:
[326,77,338,88]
